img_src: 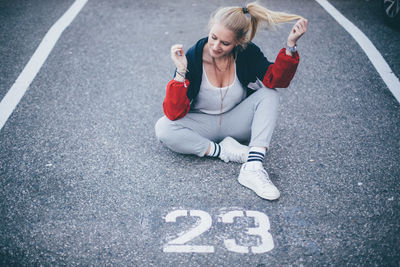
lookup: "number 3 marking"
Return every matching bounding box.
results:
[220,210,274,253]
[163,209,214,253]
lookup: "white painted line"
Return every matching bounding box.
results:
[315,0,400,103]
[0,0,88,131]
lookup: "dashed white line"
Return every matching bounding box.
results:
[0,0,88,131]
[316,0,400,103]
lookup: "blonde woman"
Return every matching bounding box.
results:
[155,2,308,200]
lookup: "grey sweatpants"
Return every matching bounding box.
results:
[155,87,280,157]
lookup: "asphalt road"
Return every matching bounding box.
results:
[1,0,399,266]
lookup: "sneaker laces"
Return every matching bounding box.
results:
[252,168,274,186]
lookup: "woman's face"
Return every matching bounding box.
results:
[208,22,236,58]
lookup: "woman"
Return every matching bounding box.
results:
[155,2,308,200]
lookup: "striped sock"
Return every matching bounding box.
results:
[245,147,266,169]
[206,142,221,157]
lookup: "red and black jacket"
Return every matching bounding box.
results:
[163,37,300,121]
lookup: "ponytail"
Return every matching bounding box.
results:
[209,2,302,48]
[246,2,302,42]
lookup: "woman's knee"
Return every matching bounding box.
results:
[155,116,174,143]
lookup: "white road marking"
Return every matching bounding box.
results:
[0,0,88,131]
[164,209,214,253]
[316,0,400,103]
[220,210,274,254]
[163,209,275,254]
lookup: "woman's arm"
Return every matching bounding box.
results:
[163,44,191,121]
[262,18,308,88]
[163,79,191,121]
[262,48,299,88]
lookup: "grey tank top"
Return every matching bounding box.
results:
[192,64,246,114]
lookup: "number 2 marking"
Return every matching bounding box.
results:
[163,209,214,253]
[163,209,274,254]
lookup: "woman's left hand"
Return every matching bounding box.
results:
[287,18,308,47]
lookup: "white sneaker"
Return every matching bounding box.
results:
[219,137,249,163]
[238,163,280,200]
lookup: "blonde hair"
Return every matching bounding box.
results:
[209,2,302,49]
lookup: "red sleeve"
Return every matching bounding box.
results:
[162,79,191,120]
[263,48,299,88]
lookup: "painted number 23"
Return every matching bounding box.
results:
[163,209,274,254]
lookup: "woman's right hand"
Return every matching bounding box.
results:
[170,44,188,72]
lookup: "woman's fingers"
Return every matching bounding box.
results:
[287,18,308,45]
[292,18,308,38]
[171,44,185,56]
[296,18,308,35]
[171,44,183,51]
[170,44,188,70]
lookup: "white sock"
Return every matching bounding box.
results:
[205,142,221,157]
[245,147,266,170]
